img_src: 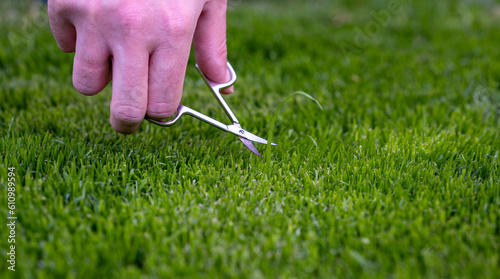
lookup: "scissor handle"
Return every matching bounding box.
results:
[146,62,238,127]
[196,62,237,92]
[196,62,239,124]
[147,104,229,133]
[146,105,185,126]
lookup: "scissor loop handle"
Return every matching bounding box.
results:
[147,62,239,128]
[146,105,186,127]
[196,62,239,124]
[196,62,237,92]
[147,105,229,132]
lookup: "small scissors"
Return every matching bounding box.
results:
[146,62,277,156]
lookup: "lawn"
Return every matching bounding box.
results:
[1,0,499,278]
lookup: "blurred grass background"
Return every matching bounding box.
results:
[1,0,500,278]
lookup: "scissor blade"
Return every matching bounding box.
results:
[239,137,261,157]
[227,125,278,146]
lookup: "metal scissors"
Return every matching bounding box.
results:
[146,62,277,156]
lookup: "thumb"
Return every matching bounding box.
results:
[193,0,233,94]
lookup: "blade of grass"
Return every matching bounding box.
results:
[264,91,323,164]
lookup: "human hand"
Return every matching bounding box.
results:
[48,0,231,134]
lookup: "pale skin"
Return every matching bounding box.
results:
[48,0,232,134]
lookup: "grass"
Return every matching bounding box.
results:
[1,0,499,278]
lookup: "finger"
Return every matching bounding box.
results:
[147,45,192,120]
[109,48,149,134]
[72,30,111,95]
[193,0,233,94]
[47,2,76,52]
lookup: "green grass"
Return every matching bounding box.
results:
[1,0,500,278]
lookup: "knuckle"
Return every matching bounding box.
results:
[161,11,192,37]
[204,0,227,14]
[50,0,87,18]
[49,0,73,13]
[167,18,190,37]
[116,5,146,30]
[73,76,100,96]
[73,59,108,95]
[112,104,146,125]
